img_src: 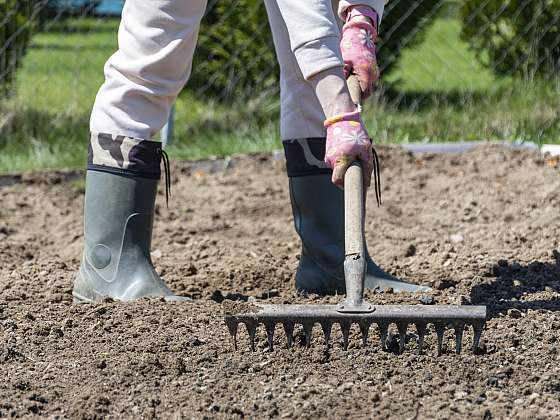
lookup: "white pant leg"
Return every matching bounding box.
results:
[90,0,207,140]
[265,0,328,140]
[266,0,385,141]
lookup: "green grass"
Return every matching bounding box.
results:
[0,18,282,173]
[0,17,558,173]
[385,19,499,92]
[375,19,559,144]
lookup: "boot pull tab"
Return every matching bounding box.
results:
[157,147,171,207]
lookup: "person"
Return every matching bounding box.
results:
[74,0,428,302]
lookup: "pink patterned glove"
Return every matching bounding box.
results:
[324,110,373,188]
[340,6,380,98]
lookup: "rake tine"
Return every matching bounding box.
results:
[455,323,465,354]
[303,322,314,348]
[245,320,257,352]
[340,321,351,350]
[320,321,333,346]
[226,319,239,351]
[378,321,389,351]
[397,322,408,354]
[283,321,294,349]
[264,321,275,351]
[472,321,484,353]
[435,323,445,356]
[415,322,427,355]
[359,320,371,347]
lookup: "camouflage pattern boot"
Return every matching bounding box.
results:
[283,137,431,295]
[73,133,188,302]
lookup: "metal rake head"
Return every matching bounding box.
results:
[225,304,486,355]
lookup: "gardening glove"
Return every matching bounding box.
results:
[340,5,380,98]
[324,110,374,188]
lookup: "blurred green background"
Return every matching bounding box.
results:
[0,0,558,173]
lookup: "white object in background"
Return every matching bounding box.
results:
[400,141,538,154]
[541,144,560,157]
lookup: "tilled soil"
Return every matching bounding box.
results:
[1,146,560,419]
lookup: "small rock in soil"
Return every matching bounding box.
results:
[404,244,416,257]
[508,309,523,319]
[185,337,205,347]
[50,327,64,338]
[186,264,198,276]
[450,234,464,243]
[150,249,162,260]
[419,295,435,305]
[434,279,457,290]
[258,289,280,299]
[210,290,225,303]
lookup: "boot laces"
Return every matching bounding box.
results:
[156,147,377,209]
[157,147,171,207]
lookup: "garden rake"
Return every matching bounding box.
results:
[224,76,486,354]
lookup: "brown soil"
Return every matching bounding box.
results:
[1,146,560,419]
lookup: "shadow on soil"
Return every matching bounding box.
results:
[471,251,560,320]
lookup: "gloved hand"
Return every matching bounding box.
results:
[324,110,373,188]
[340,6,380,98]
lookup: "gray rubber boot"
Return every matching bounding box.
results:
[73,170,188,302]
[290,170,431,295]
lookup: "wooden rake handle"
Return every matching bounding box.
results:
[344,74,365,257]
[347,74,362,107]
[340,75,370,313]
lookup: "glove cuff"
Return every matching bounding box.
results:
[346,5,379,26]
[324,110,361,128]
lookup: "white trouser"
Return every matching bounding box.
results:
[90,0,385,141]
[265,0,383,139]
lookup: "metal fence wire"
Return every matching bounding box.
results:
[1,0,559,141]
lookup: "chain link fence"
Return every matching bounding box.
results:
[1,0,559,152]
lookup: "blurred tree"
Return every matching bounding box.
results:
[377,0,443,77]
[461,0,560,79]
[0,0,36,97]
[188,0,443,102]
[38,0,102,24]
[189,0,277,102]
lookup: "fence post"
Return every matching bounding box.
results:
[161,103,175,148]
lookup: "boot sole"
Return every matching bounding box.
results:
[72,291,94,303]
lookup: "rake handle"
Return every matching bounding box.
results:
[340,75,370,313]
[344,75,364,256]
[344,163,365,257]
[347,74,362,106]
